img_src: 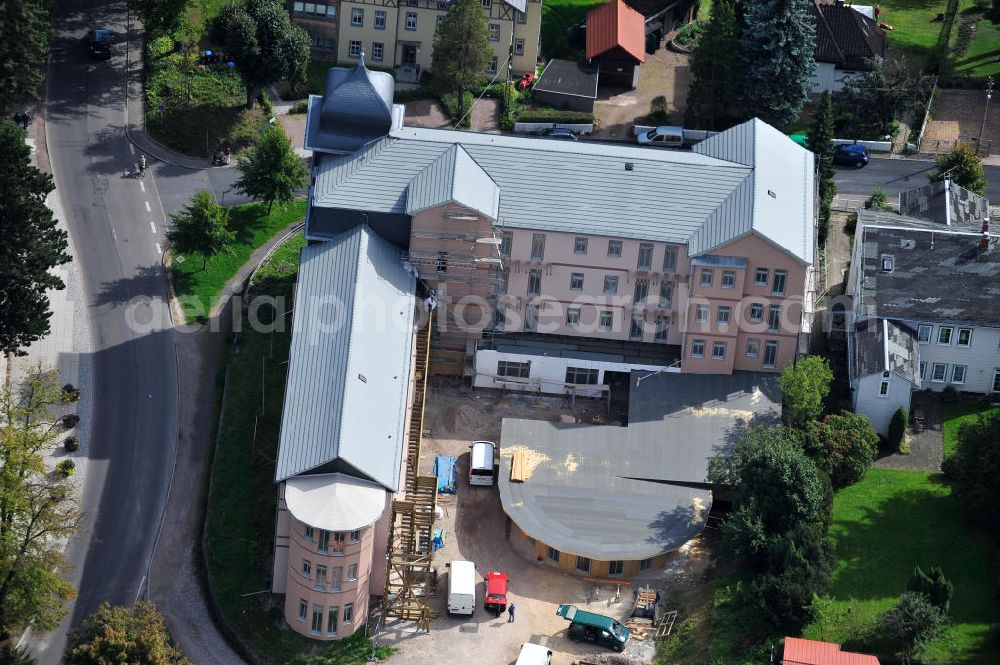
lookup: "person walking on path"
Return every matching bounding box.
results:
[20,111,31,129]
[507,603,515,623]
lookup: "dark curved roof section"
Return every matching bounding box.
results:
[306,56,395,155]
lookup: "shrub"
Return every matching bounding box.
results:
[804,412,879,487]
[880,591,944,655]
[56,459,76,478]
[439,91,475,128]
[517,109,594,124]
[64,437,79,453]
[288,100,309,114]
[845,213,858,234]
[941,384,959,403]
[62,383,80,402]
[62,413,80,429]
[888,406,907,452]
[649,95,669,123]
[907,565,953,614]
[864,189,889,210]
[942,409,1000,530]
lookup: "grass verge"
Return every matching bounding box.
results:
[170,198,307,324]
[941,401,1000,459]
[802,468,1000,663]
[204,236,396,665]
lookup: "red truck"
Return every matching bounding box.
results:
[485,570,509,614]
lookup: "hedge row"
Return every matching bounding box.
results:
[517,109,594,124]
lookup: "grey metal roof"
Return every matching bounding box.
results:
[851,318,918,383]
[855,215,1000,327]
[406,144,500,219]
[498,372,781,560]
[899,180,990,230]
[304,61,395,155]
[532,59,599,98]
[503,0,527,12]
[275,225,416,489]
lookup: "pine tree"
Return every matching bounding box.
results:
[807,91,837,245]
[0,119,70,356]
[166,191,235,270]
[739,0,816,129]
[0,0,54,102]
[234,125,308,214]
[684,0,742,130]
[431,0,492,121]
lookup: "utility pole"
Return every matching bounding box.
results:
[978,75,994,154]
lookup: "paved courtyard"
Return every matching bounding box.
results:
[922,89,1000,155]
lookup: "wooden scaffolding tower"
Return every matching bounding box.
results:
[383,313,439,630]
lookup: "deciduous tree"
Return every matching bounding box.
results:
[0,366,78,636]
[808,90,837,245]
[684,0,742,131]
[0,0,54,103]
[68,602,190,665]
[931,142,986,195]
[833,58,931,140]
[210,0,310,109]
[431,0,492,122]
[803,412,879,487]
[942,410,1000,530]
[234,126,308,214]
[166,191,235,269]
[0,119,70,357]
[126,0,189,36]
[778,356,833,429]
[739,0,816,129]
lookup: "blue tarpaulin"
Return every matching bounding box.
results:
[435,455,458,494]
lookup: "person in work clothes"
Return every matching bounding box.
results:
[507,603,515,623]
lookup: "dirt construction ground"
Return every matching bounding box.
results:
[922,89,1000,154]
[378,384,715,665]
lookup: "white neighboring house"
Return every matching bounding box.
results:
[809,0,887,93]
[846,180,998,431]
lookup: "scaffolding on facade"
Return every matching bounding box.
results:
[383,313,439,631]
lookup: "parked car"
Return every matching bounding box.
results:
[544,127,578,141]
[88,29,112,60]
[517,71,536,90]
[832,143,870,168]
[469,441,496,485]
[557,604,630,652]
[637,125,684,147]
[447,560,476,616]
[515,643,553,665]
[484,570,508,613]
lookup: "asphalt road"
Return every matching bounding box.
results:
[29,1,242,660]
[833,155,1000,203]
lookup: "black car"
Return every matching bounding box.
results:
[832,143,870,168]
[544,127,577,141]
[88,29,112,60]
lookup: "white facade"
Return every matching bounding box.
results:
[473,349,679,397]
[809,62,858,93]
[852,371,914,436]
[910,322,1000,394]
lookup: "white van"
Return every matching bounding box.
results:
[469,441,496,486]
[515,643,553,665]
[447,560,476,616]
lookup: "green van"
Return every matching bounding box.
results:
[555,604,630,652]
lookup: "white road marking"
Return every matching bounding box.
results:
[129,142,135,155]
[139,180,145,193]
[155,243,162,255]
[144,201,151,212]
[150,221,156,233]
[112,228,118,242]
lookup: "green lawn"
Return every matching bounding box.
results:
[803,469,1000,662]
[542,0,603,61]
[204,239,395,665]
[942,402,1000,458]
[877,0,954,66]
[170,198,307,323]
[951,13,1000,77]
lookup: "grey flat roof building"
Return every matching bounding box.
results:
[498,372,781,560]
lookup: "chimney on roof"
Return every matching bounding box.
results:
[980,219,990,251]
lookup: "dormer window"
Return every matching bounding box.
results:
[881,255,894,273]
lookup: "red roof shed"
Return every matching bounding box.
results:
[782,637,881,665]
[586,0,646,63]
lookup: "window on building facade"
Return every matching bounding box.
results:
[749,303,764,322]
[695,304,708,324]
[700,269,713,287]
[304,526,314,540]
[566,308,581,327]
[721,271,736,288]
[497,360,530,378]
[713,341,727,359]
[531,233,545,261]
[607,240,622,257]
[633,279,648,304]
[566,367,598,384]
[488,23,500,41]
[327,607,338,635]
[351,7,363,25]
[547,546,560,562]
[763,341,778,368]
[663,245,677,272]
[772,269,787,295]
[527,269,541,296]
[437,14,445,25]
[570,272,584,291]
[754,267,768,285]
[331,567,343,590]
[332,531,346,551]
[371,42,384,61]
[486,56,498,73]
[746,338,760,357]
[524,304,538,331]
[654,317,668,342]
[374,9,386,28]
[516,9,527,22]
[347,563,358,580]
[301,559,311,577]
[608,560,624,576]
[599,310,613,329]
[692,340,706,357]
[878,380,889,396]
[659,281,673,308]
[313,37,335,49]
[344,603,354,624]
[917,324,932,343]
[717,306,731,325]
[938,327,953,345]
[348,40,362,57]
[514,38,524,55]
[298,599,308,622]
[318,530,330,553]
[630,316,644,340]
[405,12,417,29]
[315,564,327,588]
[767,305,781,333]
[482,0,492,7]
[637,243,653,271]
[640,558,652,571]
[311,605,323,634]
[932,363,948,382]
[574,237,588,254]
[919,361,927,379]
[957,328,973,347]
[603,275,618,294]
[500,230,512,257]
[952,365,967,384]
[993,370,1000,392]
[349,530,360,542]
[576,556,591,572]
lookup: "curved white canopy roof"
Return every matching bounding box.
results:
[284,473,387,531]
